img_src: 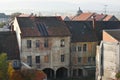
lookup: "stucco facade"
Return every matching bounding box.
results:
[21,36,71,78]
[70,42,98,77]
[96,30,120,80]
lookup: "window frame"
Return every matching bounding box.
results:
[83,44,87,52]
[61,54,65,62]
[78,46,82,52]
[36,40,40,48]
[78,57,82,63]
[27,40,32,48]
[60,39,65,47]
[27,56,32,66]
[35,56,40,63]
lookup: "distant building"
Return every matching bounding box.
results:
[64,8,119,21]
[96,29,120,80]
[0,13,10,23]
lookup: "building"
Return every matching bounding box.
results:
[96,29,120,80]
[0,30,20,69]
[13,16,71,79]
[0,13,10,23]
[65,21,98,77]
[12,14,120,79]
[64,8,119,21]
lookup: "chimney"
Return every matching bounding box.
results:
[92,15,96,29]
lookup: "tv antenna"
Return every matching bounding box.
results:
[104,5,107,14]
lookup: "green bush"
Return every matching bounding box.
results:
[116,72,120,79]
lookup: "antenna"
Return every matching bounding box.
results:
[104,5,107,14]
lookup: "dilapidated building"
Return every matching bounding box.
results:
[96,29,120,80]
[65,21,98,77]
[13,16,71,78]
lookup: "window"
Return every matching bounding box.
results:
[78,57,81,63]
[27,56,32,66]
[44,55,49,63]
[36,56,40,63]
[83,44,87,52]
[93,57,95,62]
[60,39,65,47]
[44,39,48,48]
[27,40,32,48]
[36,40,40,48]
[71,46,76,52]
[78,46,82,52]
[88,57,92,63]
[61,55,65,62]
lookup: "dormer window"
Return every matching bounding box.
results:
[60,39,65,47]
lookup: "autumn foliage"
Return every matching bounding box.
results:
[8,63,47,80]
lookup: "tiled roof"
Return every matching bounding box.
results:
[88,14,107,21]
[103,15,119,21]
[72,13,94,21]
[72,12,119,21]
[65,21,98,42]
[17,16,71,37]
[0,31,20,60]
[103,15,113,21]
[104,29,120,41]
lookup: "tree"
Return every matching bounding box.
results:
[0,53,8,80]
[0,22,6,28]
[116,72,120,80]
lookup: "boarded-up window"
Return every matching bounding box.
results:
[73,56,77,64]
[27,40,32,48]
[44,55,49,63]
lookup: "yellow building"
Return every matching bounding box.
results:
[65,21,98,77]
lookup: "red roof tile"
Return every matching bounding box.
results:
[103,15,113,21]
[72,13,94,21]
[16,16,71,37]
